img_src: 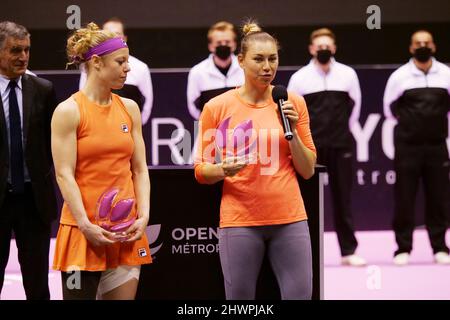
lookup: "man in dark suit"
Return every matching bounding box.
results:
[0,21,57,299]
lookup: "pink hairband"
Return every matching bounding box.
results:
[83,37,128,61]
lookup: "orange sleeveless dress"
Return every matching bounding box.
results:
[52,91,152,272]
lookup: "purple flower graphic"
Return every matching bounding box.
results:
[96,188,136,232]
[215,117,257,160]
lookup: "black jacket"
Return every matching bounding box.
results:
[0,74,57,223]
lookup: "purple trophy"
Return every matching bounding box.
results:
[215,117,257,163]
[95,188,136,233]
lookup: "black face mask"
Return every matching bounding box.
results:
[316,49,333,64]
[215,45,232,60]
[413,47,433,63]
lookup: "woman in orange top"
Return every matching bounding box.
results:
[51,23,151,300]
[194,21,317,299]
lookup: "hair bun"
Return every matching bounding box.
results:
[86,22,100,31]
[242,22,261,36]
[65,22,115,69]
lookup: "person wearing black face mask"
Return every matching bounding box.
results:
[215,44,232,61]
[413,46,433,63]
[187,21,244,120]
[288,28,366,267]
[316,49,332,65]
[383,30,450,266]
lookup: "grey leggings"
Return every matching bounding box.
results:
[218,220,312,300]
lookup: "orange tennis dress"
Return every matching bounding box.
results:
[53,91,152,272]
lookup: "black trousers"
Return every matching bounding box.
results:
[317,146,358,256]
[0,183,51,299]
[393,142,450,256]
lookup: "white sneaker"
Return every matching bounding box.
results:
[434,252,450,265]
[394,252,410,266]
[341,254,367,267]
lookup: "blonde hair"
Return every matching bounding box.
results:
[207,21,236,43]
[240,19,279,56]
[310,28,336,44]
[66,22,116,68]
[242,22,261,36]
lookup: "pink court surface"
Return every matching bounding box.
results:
[2,229,450,300]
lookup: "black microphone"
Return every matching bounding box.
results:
[272,85,293,140]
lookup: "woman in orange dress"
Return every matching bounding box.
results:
[51,23,151,300]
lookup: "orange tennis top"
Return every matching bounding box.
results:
[194,88,316,228]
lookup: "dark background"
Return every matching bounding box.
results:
[1,0,449,69]
[2,1,449,232]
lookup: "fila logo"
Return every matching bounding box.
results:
[138,248,148,257]
[121,123,129,133]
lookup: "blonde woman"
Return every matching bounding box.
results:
[52,23,151,300]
